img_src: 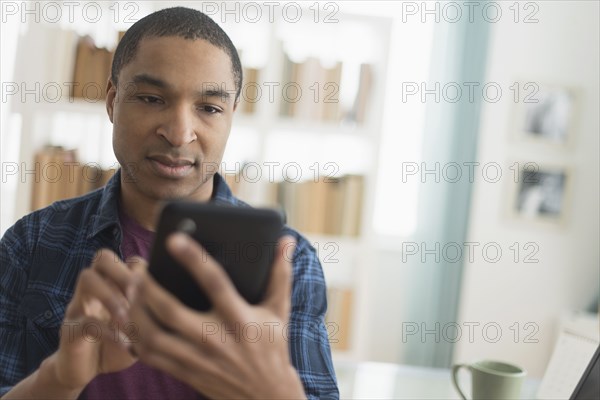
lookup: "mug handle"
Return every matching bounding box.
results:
[452,363,470,400]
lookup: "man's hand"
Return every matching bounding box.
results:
[2,249,140,400]
[127,234,307,399]
[53,249,139,391]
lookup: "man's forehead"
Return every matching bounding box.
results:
[120,35,235,86]
[136,35,227,58]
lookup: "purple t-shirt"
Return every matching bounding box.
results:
[79,208,202,400]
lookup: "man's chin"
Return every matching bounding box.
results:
[146,178,213,203]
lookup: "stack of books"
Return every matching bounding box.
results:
[277,175,364,236]
[223,174,364,237]
[71,35,114,99]
[31,146,116,210]
[279,51,373,124]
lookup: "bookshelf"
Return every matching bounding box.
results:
[7,4,392,362]
[220,12,391,360]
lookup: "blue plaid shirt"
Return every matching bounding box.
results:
[0,170,339,399]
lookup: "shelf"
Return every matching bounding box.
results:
[233,114,367,137]
[8,5,393,363]
[12,97,106,115]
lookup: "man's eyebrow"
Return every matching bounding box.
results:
[131,73,170,89]
[130,74,232,102]
[198,87,232,103]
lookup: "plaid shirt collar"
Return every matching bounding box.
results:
[88,169,236,239]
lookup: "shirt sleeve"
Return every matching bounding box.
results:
[0,219,31,397]
[288,237,339,399]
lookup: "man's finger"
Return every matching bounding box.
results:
[131,268,220,346]
[69,269,128,322]
[166,233,248,321]
[126,256,148,273]
[128,286,224,374]
[261,236,295,319]
[92,249,132,296]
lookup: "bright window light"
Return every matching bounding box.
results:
[373,13,435,237]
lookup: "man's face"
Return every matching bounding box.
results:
[106,36,237,202]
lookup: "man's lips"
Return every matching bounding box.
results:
[148,155,195,166]
[147,155,196,178]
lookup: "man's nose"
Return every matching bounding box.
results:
[157,104,197,147]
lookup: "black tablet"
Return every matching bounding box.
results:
[148,201,284,312]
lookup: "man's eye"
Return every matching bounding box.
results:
[138,95,162,104]
[200,105,222,114]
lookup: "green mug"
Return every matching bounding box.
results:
[452,360,526,400]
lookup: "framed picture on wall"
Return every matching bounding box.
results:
[506,161,573,227]
[511,83,579,148]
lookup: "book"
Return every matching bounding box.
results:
[306,177,329,234]
[271,175,364,236]
[352,63,373,124]
[72,36,96,99]
[340,175,364,236]
[31,147,54,210]
[72,36,114,100]
[326,287,354,351]
[323,62,343,122]
[239,67,260,114]
[324,177,343,235]
[294,57,321,122]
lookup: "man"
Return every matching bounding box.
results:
[0,7,338,399]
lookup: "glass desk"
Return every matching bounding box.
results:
[334,361,540,399]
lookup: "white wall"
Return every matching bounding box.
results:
[454,1,599,378]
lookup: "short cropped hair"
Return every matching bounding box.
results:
[111,7,243,102]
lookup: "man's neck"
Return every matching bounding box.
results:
[119,187,161,232]
[119,179,214,232]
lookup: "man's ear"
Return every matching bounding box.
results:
[106,77,116,123]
